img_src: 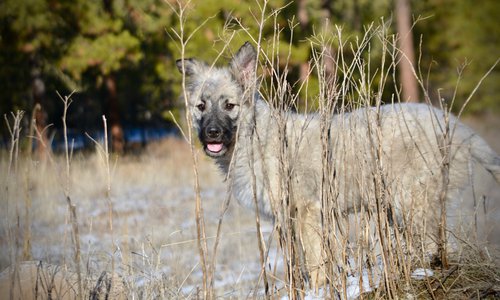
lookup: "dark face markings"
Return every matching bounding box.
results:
[197,102,238,158]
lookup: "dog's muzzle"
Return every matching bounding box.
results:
[201,125,228,157]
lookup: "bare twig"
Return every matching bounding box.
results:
[56,90,83,300]
[4,111,25,176]
[167,0,210,297]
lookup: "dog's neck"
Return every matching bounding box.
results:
[214,151,233,174]
[214,97,270,175]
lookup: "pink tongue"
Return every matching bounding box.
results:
[207,143,223,153]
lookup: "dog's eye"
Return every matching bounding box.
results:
[196,103,205,111]
[225,103,235,111]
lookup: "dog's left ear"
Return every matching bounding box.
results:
[229,42,257,88]
[176,58,207,77]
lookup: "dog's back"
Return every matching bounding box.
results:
[243,101,500,246]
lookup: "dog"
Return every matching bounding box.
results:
[177,42,500,289]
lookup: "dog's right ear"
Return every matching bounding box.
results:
[176,58,207,77]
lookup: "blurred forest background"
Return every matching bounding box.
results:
[1,0,499,154]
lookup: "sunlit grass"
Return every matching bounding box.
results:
[0,137,273,298]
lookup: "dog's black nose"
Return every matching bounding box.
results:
[206,126,222,139]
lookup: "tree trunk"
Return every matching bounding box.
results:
[297,0,309,30]
[101,0,123,153]
[319,2,335,78]
[31,56,50,161]
[105,74,124,154]
[298,0,311,85]
[299,1,336,80]
[395,0,419,102]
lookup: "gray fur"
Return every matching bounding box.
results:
[177,42,500,285]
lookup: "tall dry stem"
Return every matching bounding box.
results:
[166,0,210,297]
[4,111,24,177]
[57,90,83,300]
[21,106,41,261]
[241,1,273,297]
[86,115,117,285]
[4,110,25,300]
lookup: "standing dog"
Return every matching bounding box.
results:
[177,42,500,288]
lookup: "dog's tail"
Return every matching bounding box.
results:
[470,134,500,184]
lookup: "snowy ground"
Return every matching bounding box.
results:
[3,136,375,298]
[18,137,419,298]
[1,127,498,298]
[1,138,281,297]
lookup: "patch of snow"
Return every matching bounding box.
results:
[280,260,381,300]
[345,269,376,299]
[302,288,327,300]
[411,268,434,280]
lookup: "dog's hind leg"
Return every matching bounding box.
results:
[297,201,327,292]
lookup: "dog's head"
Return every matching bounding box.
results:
[176,42,257,158]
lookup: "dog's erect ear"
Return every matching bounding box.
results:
[229,42,257,87]
[176,58,207,77]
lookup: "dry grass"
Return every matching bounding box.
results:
[1,132,498,298]
[1,1,499,299]
[0,136,274,298]
[168,1,499,298]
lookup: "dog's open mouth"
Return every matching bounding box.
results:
[205,143,227,157]
[207,143,223,153]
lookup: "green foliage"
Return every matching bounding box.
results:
[414,0,500,113]
[60,31,142,80]
[2,0,55,50]
[447,0,500,112]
